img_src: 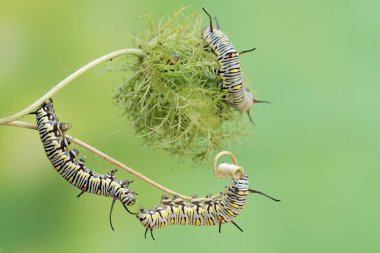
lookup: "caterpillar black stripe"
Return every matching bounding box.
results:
[202,8,269,124]
[35,98,137,230]
[137,174,279,240]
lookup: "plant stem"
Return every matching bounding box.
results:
[0,48,145,125]
[4,120,221,201]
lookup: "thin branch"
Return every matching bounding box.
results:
[4,120,221,201]
[0,48,145,125]
[0,48,244,202]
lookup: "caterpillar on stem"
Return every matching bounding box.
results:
[34,99,137,231]
[136,175,279,240]
[137,150,280,240]
[202,7,270,125]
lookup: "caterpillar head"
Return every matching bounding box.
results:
[120,189,137,207]
[230,175,250,196]
[234,174,249,184]
[118,179,136,207]
[40,98,55,114]
[136,207,150,221]
[36,98,57,121]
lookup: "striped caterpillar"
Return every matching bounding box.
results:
[136,174,279,240]
[201,8,269,124]
[34,98,137,230]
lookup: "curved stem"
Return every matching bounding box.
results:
[4,121,221,201]
[0,48,145,125]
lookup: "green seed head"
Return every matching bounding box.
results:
[114,8,247,162]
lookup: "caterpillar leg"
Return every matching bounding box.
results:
[61,138,71,151]
[144,227,156,241]
[214,68,221,76]
[106,169,117,180]
[120,179,134,188]
[219,223,222,233]
[231,220,244,232]
[150,228,155,241]
[203,44,212,51]
[58,122,72,132]
[77,186,87,198]
[70,149,79,157]
[109,197,117,231]
[78,157,86,166]
[68,149,80,163]
[77,191,85,198]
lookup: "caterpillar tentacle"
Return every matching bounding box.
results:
[123,205,138,215]
[230,220,244,232]
[213,16,220,30]
[249,189,281,202]
[35,98,137,230]
[238,47,256,55]
[109,197,118,231]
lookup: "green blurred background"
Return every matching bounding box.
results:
[0,0,379,252]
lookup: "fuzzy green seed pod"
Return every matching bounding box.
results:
[114,8,247,162]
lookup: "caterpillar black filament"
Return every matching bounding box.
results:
[201,8,269,124]
[137,174,280,240]
[34,98,137,230]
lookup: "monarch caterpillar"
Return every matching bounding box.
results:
[136,174,280,240]
[34,98,137,230]
[201,8,269,124]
